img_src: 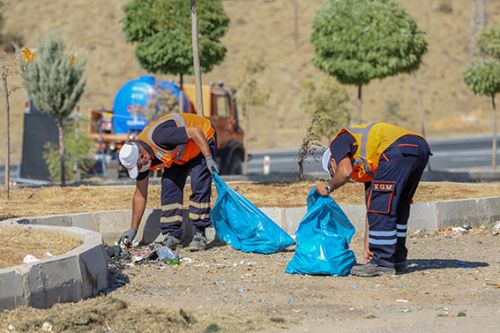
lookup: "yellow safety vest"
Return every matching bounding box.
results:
[136,113,215,168]
[332,122,422,182]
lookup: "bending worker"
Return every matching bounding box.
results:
[317,122,431,277]
[117,113,219,252]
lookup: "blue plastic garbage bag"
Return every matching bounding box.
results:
[285,188,356,276]
[211,173,295,254]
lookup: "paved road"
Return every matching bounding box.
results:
[247,135,500,175]
[1,136,499,183]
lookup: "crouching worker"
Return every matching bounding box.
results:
[117,113,219,252]
[316,122,431,276]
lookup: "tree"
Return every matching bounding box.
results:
[20,34,86,186]
[310,0,427,123]
[43,120,94,182]
[297,78,350,180]
[463,26,500,169]
[122,0,229,82]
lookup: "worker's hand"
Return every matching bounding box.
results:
[205,156,219,174]
[118,227,138,247]
[316,183,331,197]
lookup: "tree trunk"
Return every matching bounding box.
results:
[357,85,363,124]
[58,122,66,186]
[2,72,10,200]
[179,73,184,114]
[492,94,497,170]
[191,0,204,117]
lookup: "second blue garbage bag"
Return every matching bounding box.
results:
[211,173,295,254]
[286,188,356,276]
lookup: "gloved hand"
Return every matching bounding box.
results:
[205,155,219,174]
[118,227,138,247]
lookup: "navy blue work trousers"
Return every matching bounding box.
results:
[159,138,216,239]
[365,135,431,268]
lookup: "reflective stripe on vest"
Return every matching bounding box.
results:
[347,122,376,176]
[145,114,186,161]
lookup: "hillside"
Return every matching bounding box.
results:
[0,0,499,163]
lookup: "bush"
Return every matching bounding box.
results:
[437,2,453,13]
[43,121,94,182]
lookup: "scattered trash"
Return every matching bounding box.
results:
[45,252,54,258]
[291,309,302,313]
[180,257,193,264]
[7,324,14,331]
[351,285,359,289]
[158,246,179,265]
[287,295,295,303]
[401,308,411,313]
[23,254,40,264]
[396,299,409,303]
[41,321,53,332]
[349,307,355,311]
[365,314,377,319]
[131,254,144,263]
[238,287,246,292]
[494,221,500,230]
[107,245,123,258]
[131,239,141,248]
[457,311,466,317]
[487,283,500,289]
[452,226,469,233]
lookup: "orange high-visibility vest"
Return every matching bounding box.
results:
[136,113,215,168]
[332,122,422,182]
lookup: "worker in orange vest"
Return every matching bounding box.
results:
[317,122,431,277]
[117,113,219,251]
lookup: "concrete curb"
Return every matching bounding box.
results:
[0,224,109,311]
[2,196,499,243]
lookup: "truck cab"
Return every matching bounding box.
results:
[89,77,245,176]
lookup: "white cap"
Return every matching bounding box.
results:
[322,148,333,178]
[119,142,139,179]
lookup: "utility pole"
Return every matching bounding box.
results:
[191,0,204,116]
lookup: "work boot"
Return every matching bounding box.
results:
[350,263,396,277]
[395,261,409,274]
[185,233,208,252]
[161,233,182,250]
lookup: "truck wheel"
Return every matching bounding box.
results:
[228,154,243,175]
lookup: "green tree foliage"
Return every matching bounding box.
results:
[463,26,500,169]
[310,0,427,122]
[122,0,229,76]
[20,34,86,185]
[43,121,94,182]
[297,78,350,179]
[477,26,500,60]
[463,59,500,97]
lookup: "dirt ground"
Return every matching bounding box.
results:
[0,227,81,269]
[1,181,500,219]
[0,227,498,333]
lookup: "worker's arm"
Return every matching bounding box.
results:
[118,174,149,245]
[131,175,149,229]
[316,156,353,196]
[186,127,211,157]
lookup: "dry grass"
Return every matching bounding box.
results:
[0,227,82,269]
[0,0,499,164]
[1,182,499,220]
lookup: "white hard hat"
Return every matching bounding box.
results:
[322,148,333,178]
[119,142,139,179]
